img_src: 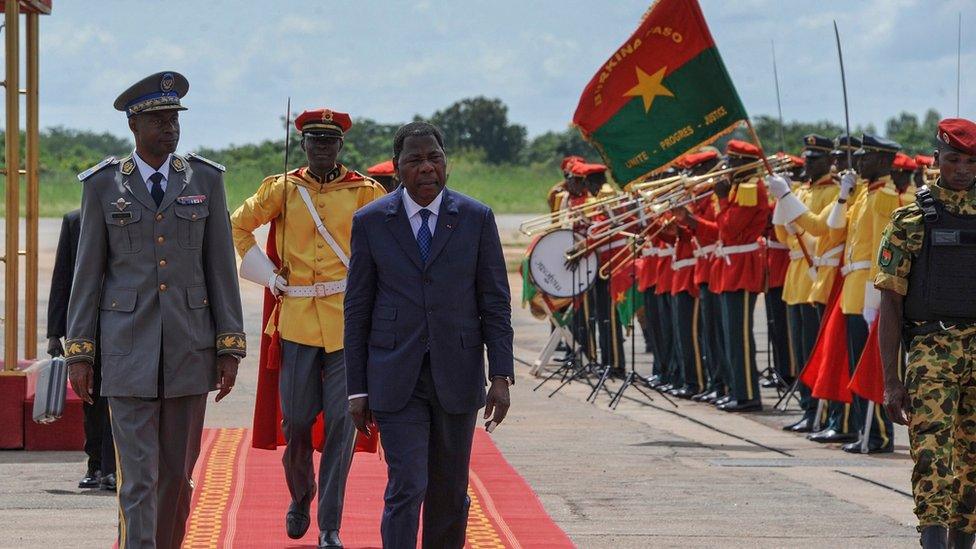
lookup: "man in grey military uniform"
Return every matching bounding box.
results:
[65,71,246,549]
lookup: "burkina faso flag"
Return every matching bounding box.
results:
[573,0,747,185]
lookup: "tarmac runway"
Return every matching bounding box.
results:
[0,216,919,548]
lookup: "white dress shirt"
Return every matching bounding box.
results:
[348,188,444,402]
[132,151,172,193]
[402,188,443,239]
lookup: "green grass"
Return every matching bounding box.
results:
[1,158,556,218]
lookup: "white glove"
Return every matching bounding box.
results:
[862,307,878,325]
[269,274,288,298]
[839,171,857,200]
[765,174,792,199]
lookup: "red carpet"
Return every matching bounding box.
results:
[180,428,572,548]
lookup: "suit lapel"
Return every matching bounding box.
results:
[158,157,188,212]
[121,163,156,212]
[424,188,459,268]
[385,188,424,272]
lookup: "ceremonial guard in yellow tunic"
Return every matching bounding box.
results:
[231,109,385,548]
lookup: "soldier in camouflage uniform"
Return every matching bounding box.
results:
[877,118,976,549]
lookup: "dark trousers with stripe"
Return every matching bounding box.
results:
[671,292,704,393]
[764,286,791,383]
[593,277,625,370]
[653,291,677,384]
[643,289,670,380]
[698,284,725,393]
[720,290,761,403]
[788,303,821,418]
[572,290,597,363]
[845,314,893,448]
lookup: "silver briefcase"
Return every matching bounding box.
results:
[32,357,68,424]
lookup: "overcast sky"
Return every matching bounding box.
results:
[15,0,976,149]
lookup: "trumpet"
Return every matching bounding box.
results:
[518,191,630,236]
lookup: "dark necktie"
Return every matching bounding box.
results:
[417,209,432,263]
[149,172,165,207]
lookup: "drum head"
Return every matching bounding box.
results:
[528,229,598,298]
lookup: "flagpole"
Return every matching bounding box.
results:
[958,12,962,117]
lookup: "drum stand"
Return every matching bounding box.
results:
[534,260,604,397]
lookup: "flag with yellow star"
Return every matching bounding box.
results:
[573,0,747,185]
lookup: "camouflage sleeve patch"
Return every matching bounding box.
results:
[64,338,96,364]
[874,203,923,295]
[216,332,246,357]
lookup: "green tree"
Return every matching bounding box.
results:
[429,97,527,164]
[522,127,598,165]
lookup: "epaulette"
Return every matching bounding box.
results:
[186,152,226,172]
[77,156,118,182]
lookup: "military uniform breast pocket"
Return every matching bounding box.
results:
[103,209,143,254]
[99,288,137,355]
[175,204,210,249]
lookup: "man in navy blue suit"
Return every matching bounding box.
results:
[344,121,514,548]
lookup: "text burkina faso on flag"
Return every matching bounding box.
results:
[573,0,748,185]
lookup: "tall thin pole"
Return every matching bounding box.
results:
[771,40,786,152]
[834,21,853,174]
[958,12,962,117]
[4,0,20,371]
[24,13,39,359]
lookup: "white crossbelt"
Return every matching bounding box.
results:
[285,280,348,297]
[767,240,789,250]
[789,250,805,261]
[295,186,351,268]
[642,245,674,258]
[692,243,716,258]
[840,260,872,277]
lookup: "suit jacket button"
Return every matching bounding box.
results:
[155,213,163,221]
[111,301,117,308]
[424,278,432,284]
[421,335,427,342]
[159,283,167,291]
[157,236,165,244]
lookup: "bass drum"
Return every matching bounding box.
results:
[528,228,598,298]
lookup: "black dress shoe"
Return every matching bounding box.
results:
[286,485,316,539]
[807,429,858,443]
[718,399,762,412]
[841,440,894,454]
[760,378,778,389]
[647,375,663,388]
[672,387,696,399]
[704,390,723,403]
[99,472,116,491]
[79,468,100,489]
[714,394,733,406]
[783,416,815,433]
[319,529,343,548]
[691,390,711,402]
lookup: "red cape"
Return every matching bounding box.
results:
[849,317,884,404]
[251,220,378,453]
[799,277,852,403]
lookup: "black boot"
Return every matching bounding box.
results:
[921,525,948,549]
[950,528,975,549]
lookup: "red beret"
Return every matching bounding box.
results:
[295,108,352,137]
[561,155,585,172]
[914,154,935,167]
[680,150,719,168]
[570,162,607,177]
[366,159,395,177]
[725,139,762,159]
[892,152,918,171]
[937,118,976,155]
[789,154,805,167]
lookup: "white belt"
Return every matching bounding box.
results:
[284,279,347,297]
[814,244,845,268]
[789,250,805,261]
[840,261,872,277]
[672,257,697,270]
[596,240,627,253]
[693,244,716,258]
[767,241,789,250]
[716,242,761,257]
